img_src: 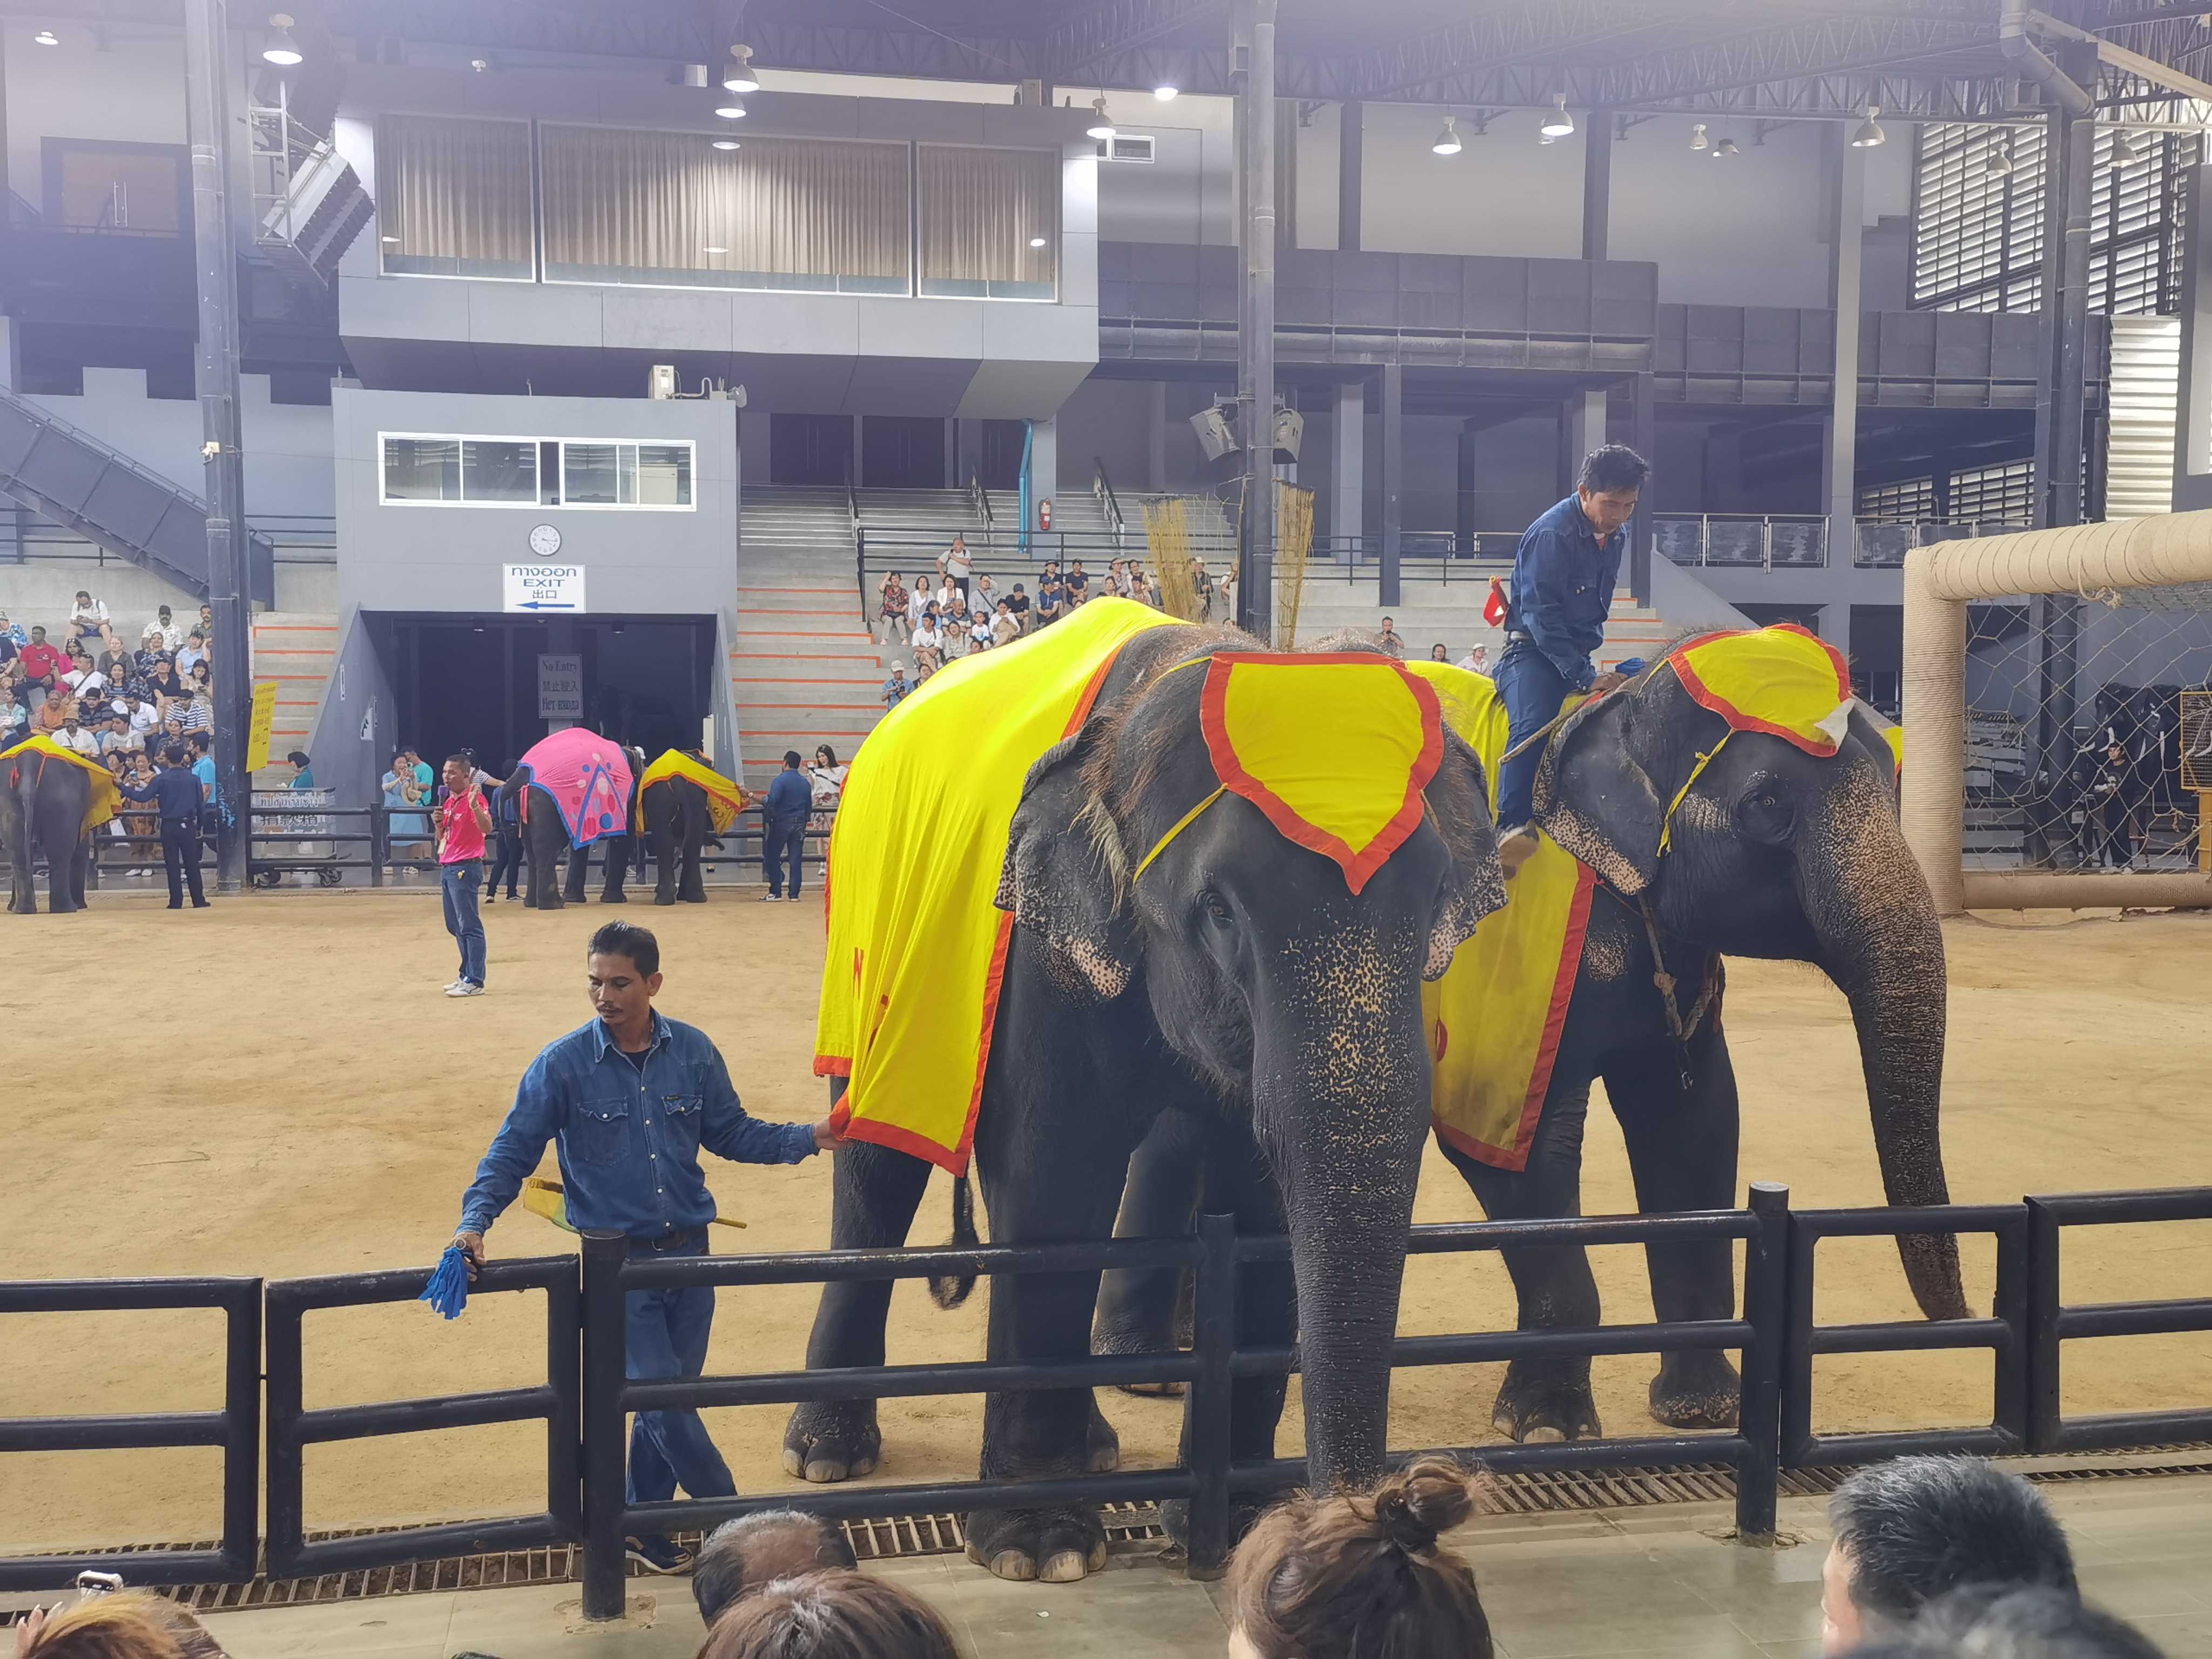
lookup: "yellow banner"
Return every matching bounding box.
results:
[246,680,279,772]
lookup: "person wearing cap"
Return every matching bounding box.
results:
[51,704,99,758]
[151,605,184,652]
[882,662,912,710]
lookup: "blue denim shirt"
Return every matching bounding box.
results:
[458,1012,817,1238]
[1507,494,1624,693]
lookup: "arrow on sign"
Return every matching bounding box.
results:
[517,601,578,610]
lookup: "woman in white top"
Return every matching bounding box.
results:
[807,743,848,834]
[942,534,973,605]
[912,616,945,679]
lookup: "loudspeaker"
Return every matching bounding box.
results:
[1190,406,1238,461]
[1271,408,1305,463]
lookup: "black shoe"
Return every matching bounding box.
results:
[191,899,211,908]
[623,1533,692,1574]
[167,901,183,909]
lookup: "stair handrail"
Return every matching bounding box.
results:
[0,383,266,539]
[845,457,867,624]
[1093,459,1126,555]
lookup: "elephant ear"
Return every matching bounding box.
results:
[1421,727,1506,979]
[1533,687,1664,896]
[995,727,1141,1001]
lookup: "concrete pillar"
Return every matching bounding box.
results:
[1148,383,1169,490]
[1028,416,1058,521]
[1629,372,1655,604]
[851,415,865,487]
[1823,125,1865,582]
[1455,420,1478,558]
[1332,378,1363,560]
[1379,361,1402,607]
[1564,388,1607,477]
[0,316,19,391]
[739,409,770,489]
[1581,112,1611,262]
[1338,100,1362,252]
[1822,601,1852,661]
[956,419,983,489]
[943,420,957,490]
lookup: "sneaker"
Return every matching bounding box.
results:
[1496,826,1541,879]
[624,1534,692,1574]
[442,978,463,992]
[760,892,782,902]
[447,981,485,997]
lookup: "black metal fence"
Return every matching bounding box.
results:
[2,1184,2207,1612]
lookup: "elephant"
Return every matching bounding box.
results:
[1093,656,1967,1446]
[782,624,1506,1586]
[2,745,93,914]
[640,770,717,905]
[502,745,644,911]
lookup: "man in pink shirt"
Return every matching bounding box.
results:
[435,753,494,997]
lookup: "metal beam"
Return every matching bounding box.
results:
[1336,1,1697,103]
[1045,0,1216,82]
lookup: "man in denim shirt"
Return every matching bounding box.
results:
[450,920,839,1574]
[1494,444,1649,876]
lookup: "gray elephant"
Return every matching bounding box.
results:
[2,744,93,914]
[784,622,1506,1584]
[500,744,643,910]
[1097,650,1965,1447]
[640,768,717,906]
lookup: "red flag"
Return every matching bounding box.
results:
[1483,577,1508,628]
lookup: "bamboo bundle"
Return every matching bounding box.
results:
[1145,498,1204,621]
[1275,481,1317,648]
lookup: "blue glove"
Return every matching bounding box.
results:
[1614,657,1647,678]
[420,1243,470,1320]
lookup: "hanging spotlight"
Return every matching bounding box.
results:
[703,245,728,255]
[1086,96,1115,140]
[469,57,489,72]
[723,44,759,93]
[2110,125,2141,167]
[31,28,58,45]
[260,12,302,65]
[1432,114,1462,156]
[1985,133,2015,176]
[1540,93,1575,139]
[1691,123,1710,151]
[1713,136,1739,158]
[1850,104,1886,149]
[1029,235,1048,248]
[714,93,748,119]
[711,137,741,150]
[1153,83,1179,102]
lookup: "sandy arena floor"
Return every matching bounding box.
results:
[4,890,2208,1550]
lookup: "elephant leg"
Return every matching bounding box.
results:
[66,833,91,911]
[1435,1071,1605,1444]
[781,1121,933,1485]
[601,835,629,903]
[1092,1108,1208,1393]
[6,823,32,914]
[678,822,707,903]
[563,843,590,904]
[1603,1017,1743,1430]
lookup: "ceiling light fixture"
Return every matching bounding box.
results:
[1850,104,1886,149]
[380,234,400,242]
[1029,235,1048,247]
[260,12,302,65]
[1540,93,1575,139]
[1086,96,1115,140]
[1432,114,1462,156]
[1691,123,1709,151]
[723,44,759,92]
[1986,134,2014,176]
[469,57,489,72]
[1713,136,1739,158]
[32,28,57,45]
[2110,126,2141,166]
[1153,82,1178,101]
[711,137,741,150]
[703,245,728,254]
[714,93,748,119]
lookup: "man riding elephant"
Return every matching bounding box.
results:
[2,733,114,914]
[787,598,1506,1585]
[1096,626,1966,1448]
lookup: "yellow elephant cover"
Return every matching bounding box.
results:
[2,734,122,835]
[1406,663,1593,1172]
[637,750,748,835]
[816,599,1179,1171]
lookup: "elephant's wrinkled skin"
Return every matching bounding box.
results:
[782,626,1505,1584]
[640,772,716,905]
[1096,661,1965,1446]
[500,746,644,910]
[2,747,93,914]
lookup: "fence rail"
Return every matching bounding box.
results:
[1654,514,1829,571]
[3,1184,2208,1610]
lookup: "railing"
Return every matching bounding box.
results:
[968,472,994,540]
[5,1184,2209,1602]
[1853,518,2032,568]
[1654,514,1829,571]
[1094,459,1128,555]
[0,515,334,567]
[859,525,1237,573]
[1295,534,1509,581]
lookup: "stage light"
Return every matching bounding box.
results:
[261,12,301,65]
[1432,115,1461,156]
[1087,96,1115,140]
[723,44,759,92]
[1850,105,1886,149]
[1540,94,1574,138]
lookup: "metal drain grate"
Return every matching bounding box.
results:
[6,1449,2202,1617]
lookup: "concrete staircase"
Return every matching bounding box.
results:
[248,611,338,787]
[735,487,880,785]
[1277,566,1673,669]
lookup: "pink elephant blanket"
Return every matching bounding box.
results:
[515,727,634,848]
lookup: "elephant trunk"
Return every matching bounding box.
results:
[1800,771,1970,1321]
[1251,954,1430,1491]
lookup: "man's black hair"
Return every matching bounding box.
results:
[287,750,310,768]
[1829,1458,2077,1636]
[587,920,659,979]
[445,752,473,770]
[1906,1586,2161,1659]
[1577,443,1650,495]
[162,741,186,765]
[186,731,210,754]
[692,1511,857,1626]
[782,750,802,768]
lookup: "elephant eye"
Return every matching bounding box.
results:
[1200,890,1233,925]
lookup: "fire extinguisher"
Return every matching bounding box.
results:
[1038,498,1053,531]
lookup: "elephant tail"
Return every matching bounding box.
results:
[925,1176,980,1309]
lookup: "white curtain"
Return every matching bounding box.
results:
[541,126,908,288]
[918,146,1057,292]
[375,115,533,274]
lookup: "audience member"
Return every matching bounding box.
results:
[151,605,183,652]
[992,599,1020,649]
[19,625,68,711]
[692,1510,859,1626]
[881,662,912,710]
[382,746,433,864]
[1108,556,1133,598]
[0,663,26,740]
[911,614,945,680]
[33,690,71,736]
[1456,643,1491,677]
[1067,560,1090,606]
[1429,643,1450,663]
[1228,1455,1493,1659]
[1378,616,1407,658]
[1006,582,1029,632]
[1821,1456,2078,1656]
[940,532,972,605]
[1035,572,1064,626]
[486,757,525,903]
[697,1569,960,1659]
[286,750,315,789]
[51,704,99,758]
[11,1586,227,1658]
[972,569,998,617]
[876,572,911,644]
[966,608,994,656]
[0,608,22,663]
[176,632,207,676]
[68,589,114,650]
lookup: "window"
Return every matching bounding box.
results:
[375,115,535,279]
[1096,134,1155,163]
[918,145,1058,300]
[1948,459,2035,524]
[380,435,694,509]
[43,140,187,234]
[1858,477,1938,522]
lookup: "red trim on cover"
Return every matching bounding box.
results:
[831,1112,970,1175]
[1665,623,1850,756]
[1195,652,1446,896]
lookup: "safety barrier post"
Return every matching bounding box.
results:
[580,1230,629,1621]
[369,803,388,888]
[1734,1182,1789,1541]
[1183,1211,1238,1580]
[2023,1197,2063,1453]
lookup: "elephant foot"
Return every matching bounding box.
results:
[680,890,707,905]
[1492,1360,1603,1443]
[1649,1352,1740,1430]
[963,1506,1107,1584]
[602,891,628,905]
[653,892,677,907]
[781,1400,881,1484]
[1085,1399,1121,1473]
[1159,1494,1269,1577]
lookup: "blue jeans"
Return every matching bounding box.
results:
[441,861,485,986]
[764,821,807,898]
[624,1233,736,1507]
[1494,640,1581,831]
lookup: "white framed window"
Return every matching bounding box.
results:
[1096,134,1155,163]
[379,433,695,510]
